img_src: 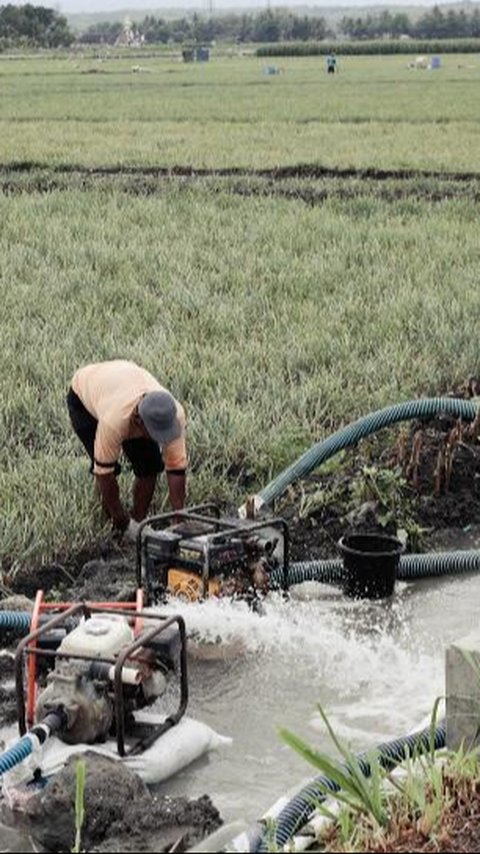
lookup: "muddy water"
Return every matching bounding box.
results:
[2,528,480,850]
[154,570,479,831]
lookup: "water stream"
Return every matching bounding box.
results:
[2,530,480,849]
[155,571,478,826]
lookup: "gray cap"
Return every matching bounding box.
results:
[138,391,182,445]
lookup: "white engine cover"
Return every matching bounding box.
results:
[58,615,134,659]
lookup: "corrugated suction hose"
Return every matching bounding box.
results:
[256,721,446,851]
[259,397,477,508]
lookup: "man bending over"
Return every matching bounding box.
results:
[67,360,187,541]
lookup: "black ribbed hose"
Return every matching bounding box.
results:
[256,721,446,851]
[259,397,477,508]
[270,549,480,589]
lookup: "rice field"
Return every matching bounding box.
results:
[1,50,480,572]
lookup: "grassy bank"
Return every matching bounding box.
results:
[279,705,480,853]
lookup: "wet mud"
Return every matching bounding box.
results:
[1,753,221,853]
[1,161,479,181]
[0,687,17,725]
[0,163,479,205]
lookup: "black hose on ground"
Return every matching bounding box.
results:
[255,721,446,851]
[270,549,480,589]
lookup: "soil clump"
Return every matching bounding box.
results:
[1,752,221,853]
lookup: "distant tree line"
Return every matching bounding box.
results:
[78,10,328,45]
[78,5,480,46]
[2,3,480,50]
[0,4,73,47]
[340,5,480,39]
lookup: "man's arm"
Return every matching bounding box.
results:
[166,470,186,511]
[95,473,130,531]
[132,475,157,521]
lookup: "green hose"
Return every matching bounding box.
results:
[259,397,478,509]
[271,549,480,589]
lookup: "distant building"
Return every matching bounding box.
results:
[115,17,144,48]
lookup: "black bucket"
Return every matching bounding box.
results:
[338,533,404,600]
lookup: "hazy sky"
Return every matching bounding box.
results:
[58,0,445,13]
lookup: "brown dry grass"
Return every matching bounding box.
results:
[378,773,480,853]
[322,769,480,853]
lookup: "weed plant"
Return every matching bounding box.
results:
[280,702,480,852]
[72,758,86,854]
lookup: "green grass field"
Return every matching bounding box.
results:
[1,51,480,573]
[1,52,480,169]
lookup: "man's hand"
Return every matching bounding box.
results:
[124,518,140,543]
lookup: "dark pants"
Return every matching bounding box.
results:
[66,388,164,478]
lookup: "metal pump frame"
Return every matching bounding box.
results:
[136,502,290,599]
[15,600,188,757]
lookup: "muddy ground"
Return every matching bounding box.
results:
[1,163,480,207]
[2,384,480,852]
[0,751,222,853]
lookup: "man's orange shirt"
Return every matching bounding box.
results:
[72,360,187,475]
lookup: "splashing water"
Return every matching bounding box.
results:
[3,572,479,845]
[154,580,445,745]
[153,571,480,822]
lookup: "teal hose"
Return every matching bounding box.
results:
[259,397,477,508]
[271,549,480,588]
[0,736,35,776]
[0,712,66,777]
[0,611,31,636]
[271,559,342,587]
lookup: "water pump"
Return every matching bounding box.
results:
[136,503,290,604]
[15,598,188,756]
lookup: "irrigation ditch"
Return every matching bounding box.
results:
[1,163,480,205]
[2,384,480,851]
